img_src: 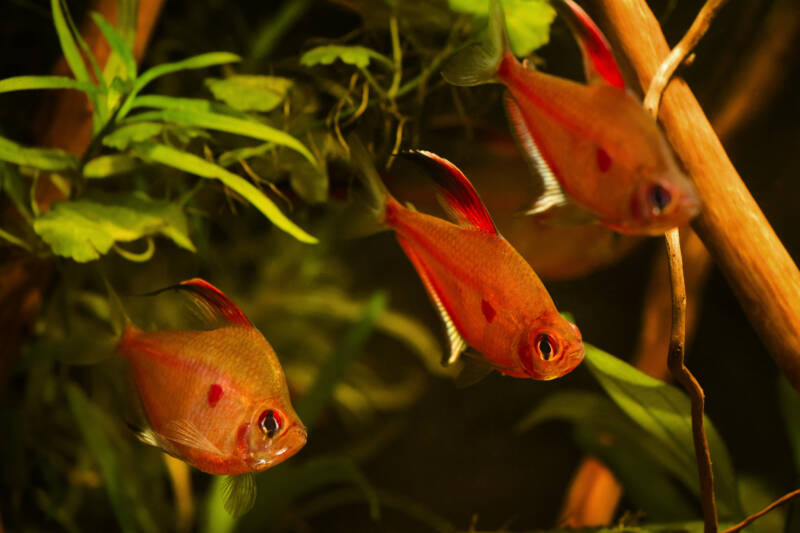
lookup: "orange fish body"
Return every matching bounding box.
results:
[444,0,700,235]
[357,145,584,380]
[116,280,306,482]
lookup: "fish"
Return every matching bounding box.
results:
[351,139,584,381]
[115,278,307,516]
[442,0,700,235]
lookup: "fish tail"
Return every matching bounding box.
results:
[442,0,517,87]
[347,134,394,223]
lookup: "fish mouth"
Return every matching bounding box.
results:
[250,425,308,470]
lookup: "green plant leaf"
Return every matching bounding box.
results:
[133,142,317,244]
[205,75,293,112]
[0,135,79,171]
[90,11,137,81]
[118,52,241,119]
[83,154,139,178]
[583,344,743,519]
[128,94,244,115]
[1,162,32,220]
[0,75,98,94]
[448,0,556,56]
[102,122,165,150]
[32,192,196,262]
[51,0,91,84]
[519,390,699,521]
[217,143,275,167]
[300,45,393,69]
[65,383,136,533]
[128,108,318,166]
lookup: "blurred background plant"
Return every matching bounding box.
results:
[1,0,799,532]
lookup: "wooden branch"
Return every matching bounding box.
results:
[596,0,800,395]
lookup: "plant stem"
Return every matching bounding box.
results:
[664,229,717,533]
[720,488,800,533]
[636,1,735,530]
[249,0,313,64]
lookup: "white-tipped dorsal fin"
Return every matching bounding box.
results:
[503,95,569,215]
[396,236,467,366]
[222,473,257,517]
[161,419,224,455]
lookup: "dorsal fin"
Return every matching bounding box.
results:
[555,0,626,90]
[147,278,252,328]
[400,150,497,233]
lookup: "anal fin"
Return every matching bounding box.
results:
[397,236,467,366]
[503,95,569,215]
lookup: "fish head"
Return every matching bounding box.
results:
[626,167,700,235]
[517,316,585,380]
[241,404,307,471]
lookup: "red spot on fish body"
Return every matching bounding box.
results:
[596,147,612,172]
[481,299,496,323]
[208,384,223,407]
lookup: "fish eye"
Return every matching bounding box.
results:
[258,409,282,438]
[535,333,558,361]
[648,184,672,214]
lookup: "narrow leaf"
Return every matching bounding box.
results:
[133,142,317,244]
[0,135,78,171]
[83,154,139,178]
[0,75,97,94]
[65,383,136,533]
[103,122,165,150]
[118,52,241,119]
[91,11,137,81]
[51,0,91,83]
[296,292,388,427]
[129,108,318,166]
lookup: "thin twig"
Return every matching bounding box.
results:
[641,1,735,530]
[664,229,718,533]
[643,0,730,116]
[721,488,800,533]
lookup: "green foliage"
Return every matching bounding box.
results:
[32,193,195,262]
[205,75,293,112]
[0,135,78,171]
[300,45,393,69]
[583,344,743,519]
[448,0,556,56]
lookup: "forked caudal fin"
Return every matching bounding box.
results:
[553,0,626,89]
[399,150,497,233]
[441,0,513,87]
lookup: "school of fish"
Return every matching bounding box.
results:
[109,0,701,517]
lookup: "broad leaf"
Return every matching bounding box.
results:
[118,52,241,119]
[205,75,292,112]
[300,45,392,69]
[33,192,196,262]
[133,142,317,244]
[0,75,97,94]
[448,0,556,56]
[584,344,743,519]
[0,135,78,171]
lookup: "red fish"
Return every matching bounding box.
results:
[443,0,700,235]
[116,279,306,515]
[353,141,584,380]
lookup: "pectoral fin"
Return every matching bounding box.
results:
[397,236,467,366]
[160,419,224,455]
[503,95,569,215]
[222,473,257,517]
